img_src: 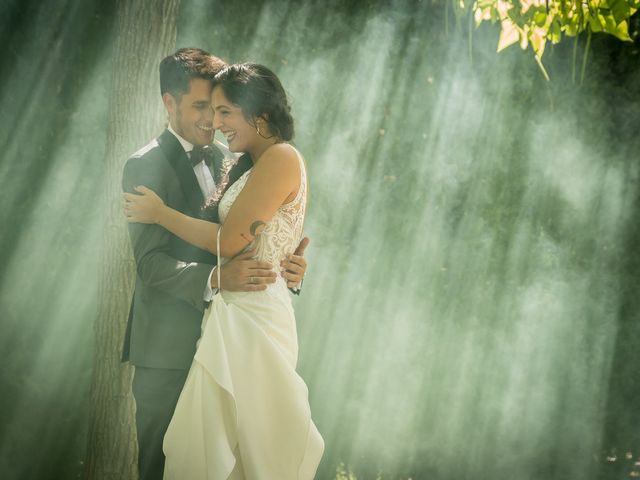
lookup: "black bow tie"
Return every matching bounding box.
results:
[190,145,215,167]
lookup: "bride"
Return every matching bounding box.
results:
[124,63,324,479]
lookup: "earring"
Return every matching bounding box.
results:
[256,121,273,139]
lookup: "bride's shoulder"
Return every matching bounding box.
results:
[259,143,301,169]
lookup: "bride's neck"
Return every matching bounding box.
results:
[248,139,280,164]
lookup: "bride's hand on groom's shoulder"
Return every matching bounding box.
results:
[123,186,165,224]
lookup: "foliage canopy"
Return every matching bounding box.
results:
[460,0,639,79]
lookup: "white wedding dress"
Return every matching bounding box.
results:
[163,150,324,479]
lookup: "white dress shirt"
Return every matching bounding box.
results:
[167,124,217,197]
[167,125,220,301]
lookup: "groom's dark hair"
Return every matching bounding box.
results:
[160,48,226,100]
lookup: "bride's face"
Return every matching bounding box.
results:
[212,85,260,153]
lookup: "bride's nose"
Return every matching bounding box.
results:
[212,111,223,129]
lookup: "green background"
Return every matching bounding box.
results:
[1,1,639,479]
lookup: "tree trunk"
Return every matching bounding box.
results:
[84,0,180,479]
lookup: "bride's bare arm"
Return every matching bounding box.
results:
[158,205,221,253]
[219,143,301,257]
[124,186,220,254]
[123,143,301,257]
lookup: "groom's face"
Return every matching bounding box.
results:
[164,78,215,146]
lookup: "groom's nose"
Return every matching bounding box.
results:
[202,104,214,122]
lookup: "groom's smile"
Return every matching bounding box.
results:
[163,77,215,147]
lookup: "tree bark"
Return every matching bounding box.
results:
[84,0,180,479]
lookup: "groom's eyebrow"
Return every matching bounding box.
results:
[192,100,210,108]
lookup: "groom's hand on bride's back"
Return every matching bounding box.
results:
[282,236,309,289]
[216,249,277,291]
[213,237,310,291]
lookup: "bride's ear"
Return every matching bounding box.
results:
[255,113,269,126]
[252,114,273,139]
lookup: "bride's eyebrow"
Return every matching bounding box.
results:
[214,104,231,111]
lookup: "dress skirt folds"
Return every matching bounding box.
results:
[163,278,324,480]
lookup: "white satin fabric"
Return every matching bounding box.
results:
[163,148,324,479]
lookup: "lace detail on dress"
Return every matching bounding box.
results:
[218,148,307,270]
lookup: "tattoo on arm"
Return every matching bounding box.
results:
[250,221,266,236]
[241,220,266,244]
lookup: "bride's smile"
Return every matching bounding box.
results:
[221,129,236,143]
[212,84,277,161]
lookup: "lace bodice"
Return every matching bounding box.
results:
[218,148,307,270]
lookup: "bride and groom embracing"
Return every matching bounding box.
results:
[121,47,324,480]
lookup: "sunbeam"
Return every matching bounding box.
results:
[1,1,639,479]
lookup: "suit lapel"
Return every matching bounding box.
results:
[158,129,204,214]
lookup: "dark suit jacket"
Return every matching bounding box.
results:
[121,129,251,369]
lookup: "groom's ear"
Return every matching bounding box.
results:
[162,92,177,116]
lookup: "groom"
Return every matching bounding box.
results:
[121,48,308,480]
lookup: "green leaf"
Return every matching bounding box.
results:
[563,16,581,36]
[608,0,631,24]
[497,18,520,52]
[548,19,562,42]
[534,11,548,27]
[608,19,632,40]
[530,28,547,57]
[589,14,604,32]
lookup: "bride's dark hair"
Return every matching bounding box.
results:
[212,63,294,141]
[202,63,294,220]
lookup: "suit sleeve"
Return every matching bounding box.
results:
[123,157,211,313]
[289,278,303,295]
